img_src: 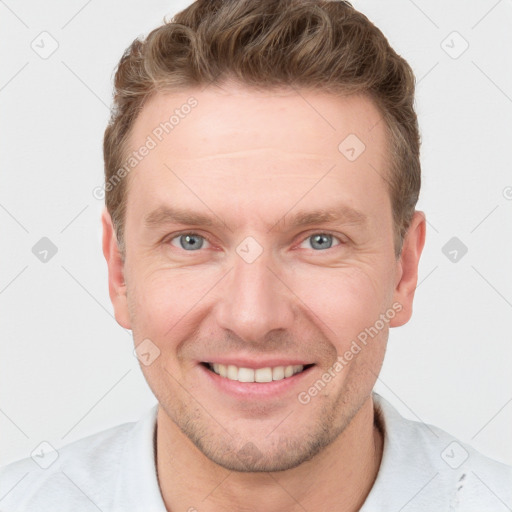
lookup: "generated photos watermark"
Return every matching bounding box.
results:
[298,302,402,405]
[93,96,198,200]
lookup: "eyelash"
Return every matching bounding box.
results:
[166,231,346,252]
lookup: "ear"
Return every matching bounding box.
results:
[101,208,131,329]
[390,211,426,327]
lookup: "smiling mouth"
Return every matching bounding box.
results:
[202,362,315,383]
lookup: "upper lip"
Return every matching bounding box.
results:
[201,358,314,368]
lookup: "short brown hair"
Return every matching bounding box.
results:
[103,0,420,257]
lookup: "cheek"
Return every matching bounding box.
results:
[127,271,205,385]
[287,265,388,343]
[126,248,395,348]
[127,265,218,339]
[127,268,178,339]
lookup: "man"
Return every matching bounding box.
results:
[1,0,510,510]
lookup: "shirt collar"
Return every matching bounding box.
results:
[112,403,167,512]
[117,393,454,511]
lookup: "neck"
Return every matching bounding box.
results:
[156,395,383,512]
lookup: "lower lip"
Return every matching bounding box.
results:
[199,364,315,399]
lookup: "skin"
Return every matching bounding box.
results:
[102,84,426,512]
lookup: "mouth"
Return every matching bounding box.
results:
[201,362,315,383]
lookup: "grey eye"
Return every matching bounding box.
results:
[300,233,340,250]
[170,233,208,251]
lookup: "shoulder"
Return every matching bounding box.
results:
[364,393,512,511]
[0,411,151,512]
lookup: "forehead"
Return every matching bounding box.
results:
[124,85,391,229]
[130,85,387,160]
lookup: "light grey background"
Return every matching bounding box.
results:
[1,0,511,468]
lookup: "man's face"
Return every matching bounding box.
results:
[104,85,422,472]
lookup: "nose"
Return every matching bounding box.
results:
[213,248,296,345]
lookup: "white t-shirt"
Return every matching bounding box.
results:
[1,393,510,511]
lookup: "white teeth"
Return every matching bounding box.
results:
[208,363,305,382]
[227,365,238,380]
[255,367,273,383]
[238,367,255,382]
[272,366,285,380]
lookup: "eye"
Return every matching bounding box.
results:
[169,233,211,251]
[299,233,342,251]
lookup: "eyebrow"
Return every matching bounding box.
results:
[143,204,368,231]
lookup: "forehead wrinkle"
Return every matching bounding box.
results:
[169,149,331,162]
